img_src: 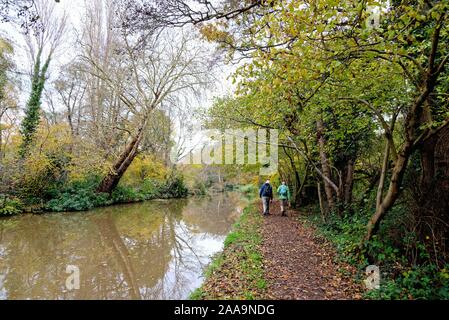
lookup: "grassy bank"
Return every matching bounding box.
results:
[190,202,267,300]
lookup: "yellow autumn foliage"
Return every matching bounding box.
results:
[66,137,110,182]
[121,154,168,187]
[18,123,73,197]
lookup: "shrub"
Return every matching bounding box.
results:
[17,124,73,202]
[307,200,449,300]
[0,196,23,215]
[158,174,189,198]
[238,184,257,197]
[139,178,163,199]
[192,180,207,195]
[44,171,189,212]
[366,264,449,300]
[308,210,368,267]
[121,155,167,186]
[111,185,145,203]
[45,178,109,211]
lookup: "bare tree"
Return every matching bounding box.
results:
[54,62,88,137]
[81,1,213,193]
[79,0,128,158]
[0,0,39,30]
[22,0,67,69]
[119,0,266,31]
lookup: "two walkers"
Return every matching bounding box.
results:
[259,180,290,216]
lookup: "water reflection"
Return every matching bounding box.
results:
[0,192,245,299]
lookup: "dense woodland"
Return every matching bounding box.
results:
[1,0,449,299]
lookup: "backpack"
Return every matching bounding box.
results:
[279,185,288,197]
[261,184,272,197]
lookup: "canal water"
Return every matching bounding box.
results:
[0,192,246,299]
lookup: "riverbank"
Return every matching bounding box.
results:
[0,192,187,216]
[190,203,267,299]
[0,174,189,216]
[190,200,362,300]
[1,181,253,217]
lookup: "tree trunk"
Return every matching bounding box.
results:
[420,135,437,192]
[0,110,3,160]
[283,145,306,207]
[0,122,3,161]
[344,159,355,205]
[419,99,437,194]
[296,164,310,207]
[97,121,147,194]
[316,119,335,211]
[376,140,390,210]
[95,213,141,299]
[317,181,326,222]
[292,169,301,207]
[365,146,412,241]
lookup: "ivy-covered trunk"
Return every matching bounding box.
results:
[19,48,51,157]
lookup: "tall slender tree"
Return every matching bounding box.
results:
[19,0,67,157]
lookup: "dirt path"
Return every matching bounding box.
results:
[260,200,362,300]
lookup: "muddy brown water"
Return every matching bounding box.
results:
[0,192,246,299]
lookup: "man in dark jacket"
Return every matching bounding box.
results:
[259,180,273,215]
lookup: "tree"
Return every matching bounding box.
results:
[0,0,64,29]
[0,37,16,161]
[200,0,449,241]
[0,0,39,30]
[81,1,213,193]
[19,0,67,157]
[120,0,268,31]
[54,62,87,137]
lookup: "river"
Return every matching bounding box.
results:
[0,192,246,299]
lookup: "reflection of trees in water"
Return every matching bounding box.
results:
[93,213,142,299]
[0,214,95,299]
[0,192,244,299]
[181,192,244,236]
